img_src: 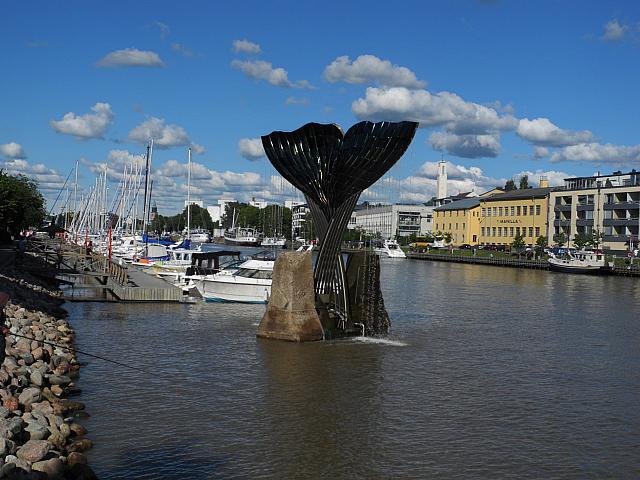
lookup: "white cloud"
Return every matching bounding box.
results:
[0,142,26,159]
[429,131,501,158]
[352,87,517,135]
[323,55,426,89]
[550,142,640,165]
[96,48,165,68]
[154,21,170,39]
[231,60,313,89]
[171,43,194,57]
[190,143,205,155]
[513,169,569,187]
[238,138,265,160]
[232,39,261,54]
[516,118,593,147]
[1,159,66,191]
[533,146,549,159]
[128,117,195,149]
[285,96,309,106]
[603,19,627,41]
[50,102,114,140]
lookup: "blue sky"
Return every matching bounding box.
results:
[1,0,639,213]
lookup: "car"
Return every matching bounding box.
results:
[459,244,472,250]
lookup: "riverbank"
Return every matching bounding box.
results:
[0,248,97,479]
[407,250,640,276]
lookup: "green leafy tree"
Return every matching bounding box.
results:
[519,175,530,189]
[504,179,517,191]
[591,230,603,250]
[534,235,548,258]
[511,234,526,256]
[443,232,452,244]
[572,233,592,250]
[0,171,46,239]
[553,232,566,247]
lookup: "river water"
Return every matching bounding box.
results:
[66,259,640,479]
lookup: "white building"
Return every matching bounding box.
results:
[291,203,310,240]
[436,159,447,200]
[185,199,204,208]
[285,199,305,210]
[206,197,236,225]
[249,198,268,209]
[348,204,434,239]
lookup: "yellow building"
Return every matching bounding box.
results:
[433,189,505,246]
[478,180,552,247]
[433,197,481,245]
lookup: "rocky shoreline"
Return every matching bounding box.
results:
[0,250,97,479]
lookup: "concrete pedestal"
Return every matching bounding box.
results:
[256,251,324,342]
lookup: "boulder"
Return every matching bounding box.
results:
[30,370,43,387]
[16,439,51,463]
[2,395,18,411]
[25,421,49,441]
[48,375,71,386]
[18,387,42,408]
[69,423,87,437]
[0,437,16,456]
[66,438,92,453]
[0,417,25,438]
[66,451,87,467]
[32,458,64,479]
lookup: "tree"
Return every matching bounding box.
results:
[519,175,530,190]
[504,179,517,191]
[572,233,592,250]
[553,232,566,247]
[443,232,452,244]
[511,234,526,257]
[534,235,548,258]
[0,171,46,239]
[591,230,603,250]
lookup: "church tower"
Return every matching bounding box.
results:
[436,160,447,200]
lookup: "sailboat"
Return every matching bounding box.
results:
[224,208,262,246]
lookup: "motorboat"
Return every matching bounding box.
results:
[224,226,262,247]
[191,251,275,303]
[261,236,287,248]
[548,249,610,274]
[374,239,406,258]
[184,229,211,243]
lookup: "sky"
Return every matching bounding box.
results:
[1,0,640,214]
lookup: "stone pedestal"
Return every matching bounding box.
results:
[256,251,324,342]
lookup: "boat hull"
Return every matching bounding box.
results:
[194,277,271,303]
[224,238,262,247]
[548,263,607,275]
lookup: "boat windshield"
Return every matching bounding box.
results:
[235,268,273,279]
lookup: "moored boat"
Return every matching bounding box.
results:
[548,249,610,274]
[374,239,406,258]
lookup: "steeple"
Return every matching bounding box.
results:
[436,159,448,200]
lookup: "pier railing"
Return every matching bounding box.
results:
[407,252,550,269]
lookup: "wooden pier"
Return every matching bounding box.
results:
[29,239,186,302]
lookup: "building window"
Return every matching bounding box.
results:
[517,206,521,216]
[536,205,541,215]
[481,227,485,236]
[456,223,458,229]
[493,207,497,216]
[529,206,533,215]
[523,206,527,216]
[516,227,520,236]
[498,227,502,237]
[499,207,503,216]
[482,208,486,216]
[529,227,534,237]
[463,223,465,229]
[449,223,451,229]
[510,227,514,236]
[487,208,491,217]
[535,227,540,237]
[492,227,496,237]
[510,206,515,216]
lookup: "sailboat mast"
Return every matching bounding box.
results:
[141,140,153,244]
[187,147,191,240]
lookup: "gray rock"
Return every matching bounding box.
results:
[32,458,64,479]
[18,387,42,407]
[0,437,16,456]
[0,406,11,419]
[25,422,49,441]
[16,439,51,463]
[0,417,25,438]
[30,370,43,387]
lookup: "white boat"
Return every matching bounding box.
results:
[548,249,609,274]
[224,226,262,247]
[150,246,201,283]
[374,239,406,258]
[192,251,274,303]
[186,229,211,243]
[261,236,287,248]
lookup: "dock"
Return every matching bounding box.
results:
[407,252,640,277]
[29,238,187,302]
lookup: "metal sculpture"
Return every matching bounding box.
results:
[262,121,418,327]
